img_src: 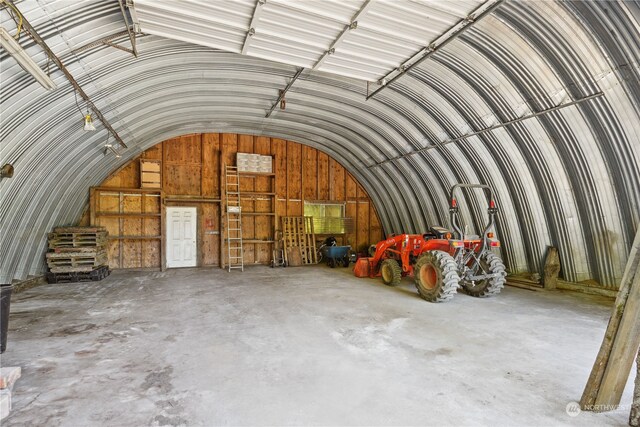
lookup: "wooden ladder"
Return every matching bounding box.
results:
[225,165,244,272]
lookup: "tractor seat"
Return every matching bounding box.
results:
[429,226,451,239]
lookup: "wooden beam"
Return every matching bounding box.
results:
[556,280,618,298]
[630,349,639,426]
[581,227,640,410]
[89,188,96,226]
[594,262,640,408]
[160,191,166,271]
[141,193,146,267]
[543,246,560,289]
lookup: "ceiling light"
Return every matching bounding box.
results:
[0,27,56,90]
[84,113,96,131]
[104,136,121,157]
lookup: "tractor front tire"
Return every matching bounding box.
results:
[461,252,506,298]
[414,251,459,302]
[380,259,402,286]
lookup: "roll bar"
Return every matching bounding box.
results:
[449,184,498,253]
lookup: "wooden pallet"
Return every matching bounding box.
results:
[47,230,108,249]
[51,246,104,254]
[46,250,108,273]
[53,226,106,233]
[47,226,110,274]
[281,216,317,265]
[46,265,110,284]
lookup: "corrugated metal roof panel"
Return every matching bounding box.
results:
[131,0,479,81]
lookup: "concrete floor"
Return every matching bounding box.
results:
[2,266,635,426]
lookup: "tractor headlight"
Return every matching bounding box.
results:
[449,240,464,248]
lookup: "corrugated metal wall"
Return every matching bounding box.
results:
[1,0,638,288]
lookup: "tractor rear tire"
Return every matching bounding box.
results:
[414,251,459,302]
[380,259,402,286]
[461,252,506,297]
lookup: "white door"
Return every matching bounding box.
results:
[166,207,197,268]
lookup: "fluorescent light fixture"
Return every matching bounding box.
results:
[105,144,121,158]
[0,26,57,90]
[84,113,96,131]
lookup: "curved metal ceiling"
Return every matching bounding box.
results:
[1,0,639,288]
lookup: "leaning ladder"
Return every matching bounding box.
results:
[225,165,244,272]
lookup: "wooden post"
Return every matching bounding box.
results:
[630,348,639,426]
[141,193,146,268]
[118,192,124,268]
[89,187,96,225]
[220,143,226,269]
[595,264,640,408]
[543,246,560,289]
[581,227,640,410]
[160,191,166,271]
[161,141,167,272]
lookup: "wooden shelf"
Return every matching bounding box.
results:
[240,191,276,196]
[222,160,276,269]
[109,236,162,240]
[92,186,162,194]
[96,212,161,218]
[91,186,165,271]
[242,212,276,216]
[238,172,276,177]
[165,197,221,203]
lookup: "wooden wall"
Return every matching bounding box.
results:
[88,133,384,269]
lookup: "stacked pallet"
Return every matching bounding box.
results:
[46,226,110,283]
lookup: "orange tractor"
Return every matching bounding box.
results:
[357,184,506,302]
